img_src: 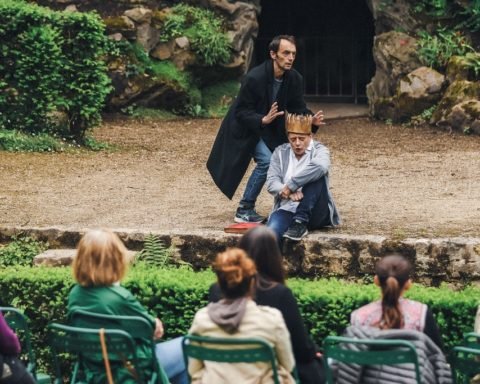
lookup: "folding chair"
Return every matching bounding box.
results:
[182,334,299,384]
[69,309,169,384]
[0,307,51,383]
[47,322,150,384]
[323,335,421,384]
[450,333,480,384]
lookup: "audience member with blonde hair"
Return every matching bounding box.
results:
[188,248,296,383]
[67,229,187,384]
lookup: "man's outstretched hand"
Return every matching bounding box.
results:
[312,110,326,127]
[262,102,284,125]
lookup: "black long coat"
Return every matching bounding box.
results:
[207,60,311,199]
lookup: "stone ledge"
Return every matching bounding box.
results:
[1,226,479,285]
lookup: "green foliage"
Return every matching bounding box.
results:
[160,4,231,65]
[413,0,449,17]
[0,129,61,152]
[0,266,479,376]
[463,52,480,78]
[201,80,239,117]
[82,135,113,151]
[409,105,437,126]
[457,0,480,32]
[417,28,474,69]
[0,129,111,152]
[135,234,190,268]
[0,0,112,139]
[0,237,47,267]
[112,41,201,112]
[128,107,178,120]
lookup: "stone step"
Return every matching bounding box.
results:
[34,249,137,267]
[2,226,479,284]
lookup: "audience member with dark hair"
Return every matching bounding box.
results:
[350,253,443,350]
[0,311,35,384]
[67,229,187,384]
[190,248,296,383]
[209,226,324,384]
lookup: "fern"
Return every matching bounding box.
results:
[134,234,190,269]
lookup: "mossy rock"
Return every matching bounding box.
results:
[104,16,136,32]
[431,80,480,123]
[446,54,480,83]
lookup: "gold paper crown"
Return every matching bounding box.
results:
[285,112,313,135]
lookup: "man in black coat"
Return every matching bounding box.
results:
[207,35,325,223]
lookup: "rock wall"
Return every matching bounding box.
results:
[366,0,480,133]
[33,0,260,110]
[2,226,480,285]
[31,0,479,132]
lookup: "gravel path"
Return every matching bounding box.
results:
[1,115,479,238]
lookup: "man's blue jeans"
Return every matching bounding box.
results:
[155,336,188,384]
[267,177,331,242]
[239,138,272,209]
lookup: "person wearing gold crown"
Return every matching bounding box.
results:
[207,35,325,224]
[266,112,340,242]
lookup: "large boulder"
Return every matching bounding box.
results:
[431,80,480,128]
[367,31,422,118]
[393,67,445,121]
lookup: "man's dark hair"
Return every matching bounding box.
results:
[268,35,296,53]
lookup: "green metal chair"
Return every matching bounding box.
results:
[47,322,149,384]
[323,336,422,384]
[450,333,480,383]
[69,309,169,384]
[0,307,51,384]
[182,334,299,384]
[462,332,480,349]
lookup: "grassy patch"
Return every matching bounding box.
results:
[201,80,239,117]
[0,129,112,152]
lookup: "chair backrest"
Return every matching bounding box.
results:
[48,322,146,384]
[182,334,281,384]
[463,332,480,349]
[0,307,39,379]
[450,340,480,383]
[69,309,168,384]
[323,335,422,384]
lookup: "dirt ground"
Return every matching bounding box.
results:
[1,115,480,238]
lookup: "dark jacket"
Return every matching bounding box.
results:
[207,60,311,199]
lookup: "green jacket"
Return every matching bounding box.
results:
[67,284,157,384]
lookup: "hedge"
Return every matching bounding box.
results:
[0,265,478,372]
[0,0,111,138]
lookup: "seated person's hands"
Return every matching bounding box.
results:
[154,318,164,340]
[289,190,303,202]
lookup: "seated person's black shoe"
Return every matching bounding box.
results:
[283,219,308,241]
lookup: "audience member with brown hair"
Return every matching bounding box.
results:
[67,229,187,384]
[350,253,444,350]
[209,226,324,383]
[189,247,296,383]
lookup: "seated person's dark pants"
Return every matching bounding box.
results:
[267,177,331,242]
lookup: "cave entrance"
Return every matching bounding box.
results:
[253,0,375,104]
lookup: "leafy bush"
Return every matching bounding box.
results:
[0,0,111,140]
[0,265,478,374]
[160,4,231,65]
[417,28,474,69]
[0,237,47,267]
